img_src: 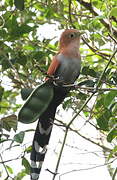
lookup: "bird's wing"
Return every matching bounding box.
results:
[47,56,60,77]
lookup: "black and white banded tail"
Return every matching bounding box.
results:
[30,85,68,180]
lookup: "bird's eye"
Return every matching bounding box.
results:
[69,33,76,38]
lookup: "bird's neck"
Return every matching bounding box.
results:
[60,41,81,59]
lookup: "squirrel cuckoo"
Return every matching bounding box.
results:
[30,29,82,180]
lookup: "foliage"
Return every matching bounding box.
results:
[0,0,117,179]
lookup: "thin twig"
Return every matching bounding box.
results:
[46,168,59,176]
[0,155,22,164]
[68,0,72,24]
[68,92,95,127]
[55,119,112,153]
[52,127,69,180]
[82,36,111,59]
[108,33,117,44]
[95,48,117,88]
[59,158,117,180]
[0,154,9,179]
[112,168,117,180]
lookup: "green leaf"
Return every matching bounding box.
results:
[13,131,25,143]
[78,80,95,87]
[81,66,97,78]
[14,169,26,179]
[1,57,12,70]
[24,145,32,153]
[109,7,117,17]
[16,54,27,66]
[14,0,24,10]
[5,0,13,6]
[108,146,117,160]
[104,91,117,108]
[0,114,17,132]
[45,8,54,19]
[34,51,46,61]
[18,24,34,35]
[23,45,35,51]
[95,96,104,109]
[6,165,13,174]
[63,98,72,110]
[22,157,30,174]
[97,109,111,131]
[0,29,7,38]
[107,125,117,142]
[76,92,88,100]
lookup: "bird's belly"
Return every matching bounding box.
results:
[56,54,81,84]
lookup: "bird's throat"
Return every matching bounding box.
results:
[60,41,81,59]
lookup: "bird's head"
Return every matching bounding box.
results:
[59,29,83,49]
[59,29,83,57]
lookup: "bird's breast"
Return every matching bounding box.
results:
[55,54,81,84]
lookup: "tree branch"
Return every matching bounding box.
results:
[63,85,117,92]
[81,36,111,60]
[68,0,76,28]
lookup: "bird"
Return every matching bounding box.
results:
[30,29,82,180]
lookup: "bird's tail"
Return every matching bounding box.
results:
[30,85,68,180]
